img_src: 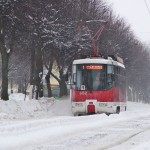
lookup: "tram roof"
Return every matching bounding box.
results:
[73,58,125,68]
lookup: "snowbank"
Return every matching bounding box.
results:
[0,93,72,120]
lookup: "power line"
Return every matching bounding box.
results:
[144,0,150,15]
[137,31,150,33]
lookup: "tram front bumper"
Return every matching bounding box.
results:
[72,101,117,115]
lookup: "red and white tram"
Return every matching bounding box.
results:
[70,55,126,116]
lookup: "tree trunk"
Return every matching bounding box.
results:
[59,79,68,97]
[45,73,52,97]
[34,61,43,99]
[30,41,35,85]
[45,61,53,97]
[59,69,68,97]
[34,31,43,99]
[0,18,9,100]
[1,48,9,100]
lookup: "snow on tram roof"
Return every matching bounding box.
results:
[73,57,125,68]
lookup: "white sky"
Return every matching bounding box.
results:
[107,0,150,44]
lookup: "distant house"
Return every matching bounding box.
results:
[43,61,60,97]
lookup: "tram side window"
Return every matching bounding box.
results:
[119,68,126,91]
[107,65,114,89]
[114,66,119,87]
[72,65,76,83]
[114,66,126,88]
[76,71,81,90]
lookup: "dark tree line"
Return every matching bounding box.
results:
[0,0,150,102]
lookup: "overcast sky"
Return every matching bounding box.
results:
[106,0,150,44]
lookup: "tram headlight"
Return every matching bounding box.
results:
[75,103,83,107]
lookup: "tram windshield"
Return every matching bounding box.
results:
[75,64,113,91]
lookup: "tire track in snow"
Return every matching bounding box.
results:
[45,115,150,150]
[102,122,150,150]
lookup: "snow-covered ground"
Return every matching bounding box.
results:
[1,93,150,150]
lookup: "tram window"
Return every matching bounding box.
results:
[114,66,117,74]
[120,68,125,76]
[106,65,114,89]
[76,64,107,90]
[72,65,76,83]
[119,67,121,74]
[107,65,114,74]
[124,69,126,76]
[115,66,123,75]
[117,67,120,74]
[76,71,81,89]
[73,73,76,83]
[72,65,76,73]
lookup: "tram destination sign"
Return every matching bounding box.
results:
[82,65,103,70]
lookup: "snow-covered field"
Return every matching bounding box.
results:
[1,93,150,150]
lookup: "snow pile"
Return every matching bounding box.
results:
[9,93,30,101]
[0,93,72,120]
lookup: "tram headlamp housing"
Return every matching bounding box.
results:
[75,103,83,107]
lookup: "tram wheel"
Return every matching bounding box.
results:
[125,106,127,111]
[116,106,120,114]
[73,113,78,116]
[105,113,111,116]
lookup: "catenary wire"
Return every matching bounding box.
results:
[144,0,150,15]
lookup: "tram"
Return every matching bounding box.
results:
[69,20,126,116]
[70,55,126,116]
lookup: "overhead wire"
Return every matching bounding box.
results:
[144,0,150,15]
[142,0,150,36]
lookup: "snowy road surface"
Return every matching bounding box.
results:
[1,94,150,150]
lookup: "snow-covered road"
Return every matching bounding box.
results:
[1,95,150,150]
[1,112,150,150]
